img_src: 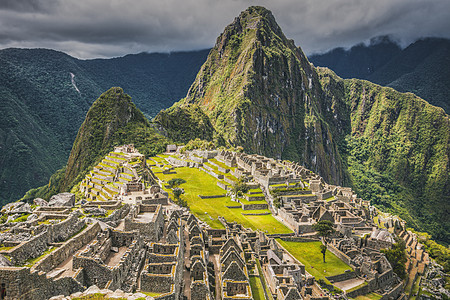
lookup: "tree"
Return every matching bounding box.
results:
[172,187,187,207]
[167,178,186,188]
[231,176,249,197]
[320,244,328,263]
[313,220,335,262]
[381,239,407,279]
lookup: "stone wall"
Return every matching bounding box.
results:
[346,283,370,298]
[140,266,176,293]
[217,181,230,191]
[327,243,353,267]
[7,230,49,265]
[0,267,84,300]
[380,282,403,300]
[142,197,169,205]
[73,231,144,290]
[326,271,356,283]
[124,204,163,242]
[242,203,268,210]
[49,213,85,243]
[33,222,101,273]
[98,203,130,224]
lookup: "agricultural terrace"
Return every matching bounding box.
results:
[277,240,352,283]
[150,155,291,234]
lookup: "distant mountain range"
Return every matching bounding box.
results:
[1,11,449,243]
[309,36,450,113]
[0,48,208,205]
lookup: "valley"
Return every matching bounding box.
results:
[0,4,448,300]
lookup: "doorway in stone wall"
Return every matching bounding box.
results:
[0,283,6,299]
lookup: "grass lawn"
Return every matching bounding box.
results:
[209,158,236,171]
[277,240,352,282]
[354,292,382,300]
[249,276,266,300]
[151,162,291,234]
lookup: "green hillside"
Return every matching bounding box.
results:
[156,6,450,242]
[318,68,449,242]
[0,48,207,205]
[156,6,348,186]
[309,37,450,113]
[21,87,169,201]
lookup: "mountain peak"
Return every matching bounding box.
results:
[217,6,288,52]
[60,87,167,191]
[158,6,346,185]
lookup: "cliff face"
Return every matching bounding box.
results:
[156,6,450,242]
[156,6,348,185]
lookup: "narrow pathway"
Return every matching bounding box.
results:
[211,254,222,300]
[183,227,191,299]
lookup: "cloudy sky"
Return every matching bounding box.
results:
[0,0,449,59]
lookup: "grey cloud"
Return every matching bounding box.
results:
[0,0,449,58]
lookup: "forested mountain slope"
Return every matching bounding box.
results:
[0,48,207,205]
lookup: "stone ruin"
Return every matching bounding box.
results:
[0,146,440,300]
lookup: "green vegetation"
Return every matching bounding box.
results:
[0,48,208,206]
[152,161,291,233]
[354,292,383,300]
[318,68,450,243]
[249,276,266,300]
[312,221,335,262]
[231,177,250,197]
[256,258,274,300]
[22,246,58,267]
[20,88,170,202]
[72,293,128,300]
[381,240,407,279]
[277,240,352,283]
[408,228,450,273]
[167,178,186,188]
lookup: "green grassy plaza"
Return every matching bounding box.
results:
[277,240,352,282]
[150,157,291,234]
[354,292,383,300]
[249,276,266,300]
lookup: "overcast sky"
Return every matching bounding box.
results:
[0,0,449,59]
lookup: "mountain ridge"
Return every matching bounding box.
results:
[0,48,208,205]
[309,37,450,113]
[155,6,450,242]
[156,6,348,186]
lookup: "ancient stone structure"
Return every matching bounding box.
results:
[0,146,433,300]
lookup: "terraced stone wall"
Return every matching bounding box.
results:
[33,222,101,273]
[0,266,84,300]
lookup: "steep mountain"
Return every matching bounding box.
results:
[318,68,449,242]
[156,6,349,186]
[0,48,207,205]
[0,49,101,206]
[21,87,169,201]
[309,37,450,113]
[156,6,450,242]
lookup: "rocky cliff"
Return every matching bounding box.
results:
[155,6,450,242]
[155,6,348,185]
